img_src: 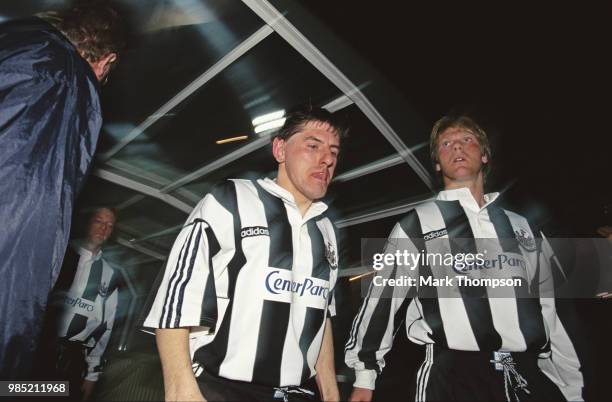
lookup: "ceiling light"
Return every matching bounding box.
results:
[254,118,286,134]
[349,271,375,282]
[252,110,285,126]
[215,135,249,145]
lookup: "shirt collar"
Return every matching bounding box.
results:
[436,187,500,211]
[73,241,103,261]
[257,177,328,218]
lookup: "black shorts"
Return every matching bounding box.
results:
[197,370,317,402]
[413,345,567,402]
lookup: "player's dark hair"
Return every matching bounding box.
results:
[275,104,349,142]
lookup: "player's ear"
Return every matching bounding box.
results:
[272,137,286,163]
[481,154,488,164]
[435,162,441,172]
[89,52,117,82]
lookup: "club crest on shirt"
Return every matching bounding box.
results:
[325,242,338,270]
[98,282,110,298]
[514,229,536,252]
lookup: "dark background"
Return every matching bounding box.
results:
[4,1,608,399]
[298,2,612,400]
[300,1,611,236]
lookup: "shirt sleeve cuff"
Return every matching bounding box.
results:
[84,371,100,382]
[559,386,583,402]
[353,369,377,390]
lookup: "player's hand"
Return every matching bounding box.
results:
[165,387,206,402]
[81,380,96,401]
[320,387,340,401]
[597,225,612,240]
[349,387,373,402]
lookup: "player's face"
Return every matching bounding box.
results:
[274,121,340,203]
[435,126,488,182]
[87,208,115,249]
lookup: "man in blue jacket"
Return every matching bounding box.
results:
[0,1,126,378]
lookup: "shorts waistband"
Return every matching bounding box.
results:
[431,346,540,366]
[196,367,314,392]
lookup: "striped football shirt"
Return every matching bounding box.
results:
[144,178,339,387]
[345,187,583,401]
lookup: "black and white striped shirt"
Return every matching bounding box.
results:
[345,187,583,401]
[144,178,339,387]
[51,244,119,381]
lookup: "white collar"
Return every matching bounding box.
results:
[436,187,500,211]
[73,241,103,261]
[257,177,329,218]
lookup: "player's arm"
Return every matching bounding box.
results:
[315,318,339,401]
[538,233,584,401]
[345,221,415,401]
[142,194,229,401]
[82,288,119,399]
[156,328,205,402]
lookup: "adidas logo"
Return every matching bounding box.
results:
[423,228,448,241]
[241,226,270,238]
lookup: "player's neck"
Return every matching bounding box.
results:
[275,170,313,217]
[444,174,486,207]
[83,241,102,256]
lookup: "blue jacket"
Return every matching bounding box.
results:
[0,17,102,378]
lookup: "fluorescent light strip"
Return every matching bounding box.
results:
[252,110,285,126]
[254,118,286,134]
[349,271,375,282]
[216,135,248,144]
